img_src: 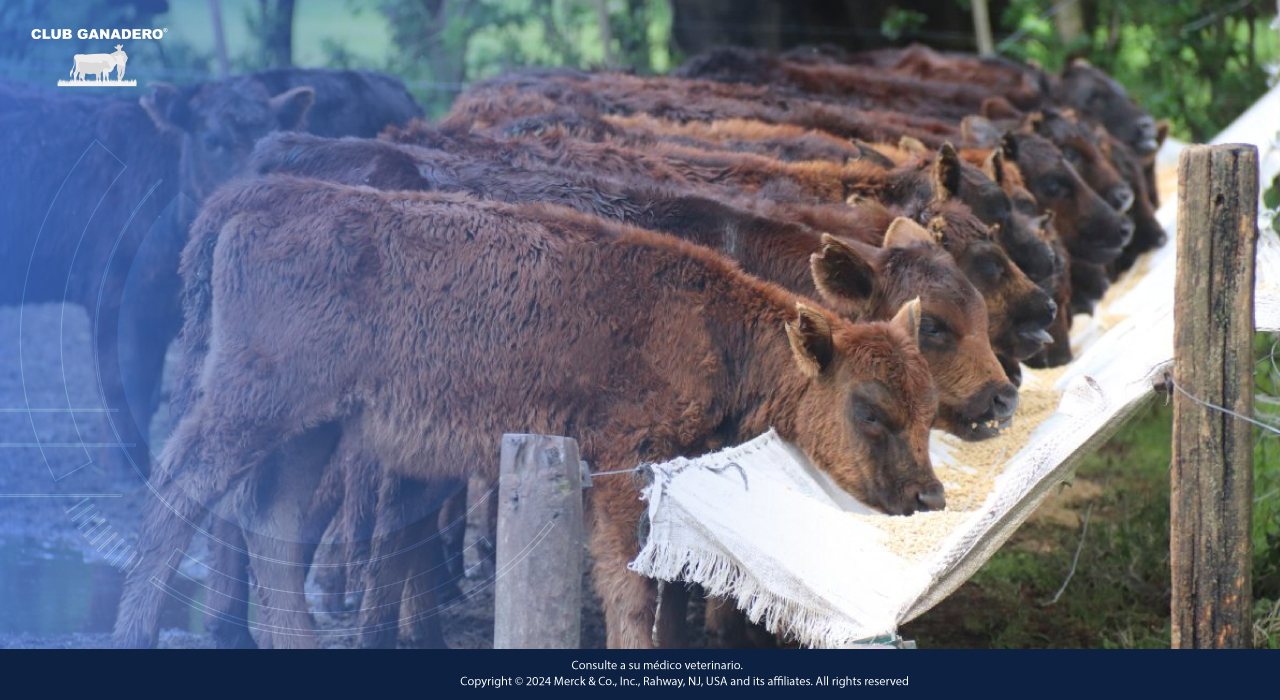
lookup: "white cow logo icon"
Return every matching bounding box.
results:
[61,45,134,86]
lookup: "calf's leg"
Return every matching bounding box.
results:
[237,425,339,649]
[358,477,431,649]
[113,412,279,648]
[202,517,257,649]
[590,490,657,649]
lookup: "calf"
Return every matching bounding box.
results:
[247,68,424,138]
[513,110,877,164]
[449,71,961,146]
[382,124,1056,362]
[961,110,1163,308]
[882,140,1059,291]
[1020,109,1134,213]
[253,131,1014,440]
[845,197,1055,365]
[1104,134,1167,275]
[1054,59,1161,159]
[837,45,1160,161]
[113,176,941,649]
[988,129,1131,266]
[0,78,313,478]
[991,131,1130,314]
[676,46,1016,122]
[829,43,1048,111]
[240,135,1012,646]
[950,146,1072,367]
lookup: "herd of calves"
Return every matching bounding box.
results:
[80,44,1164,649]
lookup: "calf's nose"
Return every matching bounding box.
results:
[991,382,1019,421]
[915,482,946,512]
[1109,186,1135,213]
[1118,216,1135,245]
[1136,116,1157,140]
[1043,297,1058,325]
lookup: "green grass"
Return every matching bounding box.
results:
[902,333,1280,648]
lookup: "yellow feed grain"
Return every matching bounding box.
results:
[850,365,1067,562]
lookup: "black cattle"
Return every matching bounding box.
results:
[0,70,421,478]
[246,68,424,138]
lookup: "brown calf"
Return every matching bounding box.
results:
[988,129,1132,267]
[382,123,1055,364]
[252,133,1012,441]
[448,71,960,146]
[676,46,1020,123]
[838,45,1160,160]
[831,43,1048,112]
[841,196,1055,365]
[114,176,941,649]
[243,135,1014,646]
[235,133,1014,645]
[886,140,1060,294]
[1104,134,1167,276]
[502,110,879,165]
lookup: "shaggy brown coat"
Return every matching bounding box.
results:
[114,176,940,649]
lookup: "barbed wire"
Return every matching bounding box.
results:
[1163,371,1280,438]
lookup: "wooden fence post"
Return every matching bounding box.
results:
[493,434,584,649]
[1171,143,1259,648]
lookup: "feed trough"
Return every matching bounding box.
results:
[631,85,1280,648]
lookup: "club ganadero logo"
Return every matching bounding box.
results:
[61,45,131,86]
[33,27,167,87]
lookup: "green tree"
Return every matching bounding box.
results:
[378,0,670,116]
[999,0,1278,141]
[244,0,297,68]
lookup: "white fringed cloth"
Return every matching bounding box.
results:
[630,86,1280,648]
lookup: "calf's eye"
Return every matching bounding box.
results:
[919,315,947,339]
[854,402,879,427]
[1041,176,1070,198]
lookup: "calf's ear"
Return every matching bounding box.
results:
[983,149,1005,186]
[845,194,891,220]
[979,96,1021,120]
[810,234,876,309]
[891,297,922,346]
[271,86,315,131]
[1094,125,1113,158]
[1155,119,1170,147]
[883,217,934,249]
[932,143,962,202]
[960,115,1002,148]
[897,135,928,155]
[999,132,1019,161]
[1017,111,1045,135]
[140,82,191,133]
[785,304,834,378]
